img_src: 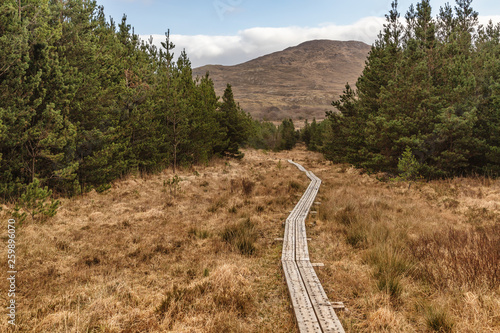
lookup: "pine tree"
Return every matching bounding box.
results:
[0,0,30,198]
[217,84,252,159]
[277,118,297,150]
[472,21,500,174]
[189,73,224,163]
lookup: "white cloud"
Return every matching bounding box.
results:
[141,15,500,68]
[479,15,500,26]
[142,17,386,68]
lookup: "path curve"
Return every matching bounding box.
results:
[282,160,345,333]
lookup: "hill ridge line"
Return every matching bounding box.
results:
[193,39,370,121]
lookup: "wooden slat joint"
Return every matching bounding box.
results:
[331,302,346,310]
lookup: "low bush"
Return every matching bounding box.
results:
[12,178,60,223]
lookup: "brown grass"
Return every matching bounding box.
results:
[301,154,500,332]
[1,145,499,332]
[0,151,305,332]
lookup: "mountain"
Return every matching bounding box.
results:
[193,40,371,121]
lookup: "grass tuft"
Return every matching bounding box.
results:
[425,305,454,332]
[335,204,358,226]
[221,218,257,255]
[188,227,211,239]
[366,245,414,300]
[241,178,255,196]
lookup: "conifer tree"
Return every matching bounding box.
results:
[0,0,30,197]
[277,118,297,150]
[217,84,252,159]
[323,0,500,178]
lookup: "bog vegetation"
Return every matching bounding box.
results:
[0,147,498,332]
[1,1,499,332]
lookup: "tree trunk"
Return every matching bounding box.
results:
[173,118,177,174]
[173,143,177,174]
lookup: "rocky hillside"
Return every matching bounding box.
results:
[193,40,371,121]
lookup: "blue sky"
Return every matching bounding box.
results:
[96,0,500,67]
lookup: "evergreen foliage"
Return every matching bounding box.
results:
[324,0,500,178]
[277,118,298,150]
[301,118,331,152]
[397,147,422,181]
[0,0,253,201]
[217,84,253,159]
[246,118,300,152]
[246,119,280,150]
[12,178,60,223]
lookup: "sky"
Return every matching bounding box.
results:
[96,0,500,68]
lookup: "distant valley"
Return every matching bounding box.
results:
[193,40,371,121]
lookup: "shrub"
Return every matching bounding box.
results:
[230,178,255,196]
[409,226,499,289]
[164,175,182,198]
[12,178,60,223]
[288,180,301,192]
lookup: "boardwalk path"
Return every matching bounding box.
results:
[282,160,345,333]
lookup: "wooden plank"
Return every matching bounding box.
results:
[331,302,345,310]
[282,260,322,332]
[281,217,295,261]
[282,161,345,333]
[311,263,324,267]
[297,260,345,333]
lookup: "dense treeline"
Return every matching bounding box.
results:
[325,0,500,178]
[248,118,299,151]
[301,118,331,152]
[0,0,256,199]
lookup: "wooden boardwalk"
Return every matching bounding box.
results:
[282,160,345,333]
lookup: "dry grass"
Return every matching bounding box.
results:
[300,156,500,332]
[0,150,307,332]
[1,145,499,332]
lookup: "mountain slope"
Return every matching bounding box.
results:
[193,40,371,121]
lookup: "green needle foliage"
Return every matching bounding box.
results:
[0,0,254,202]
[12,178,60,223]
[397,147,422,181]
[322,0,500,178]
